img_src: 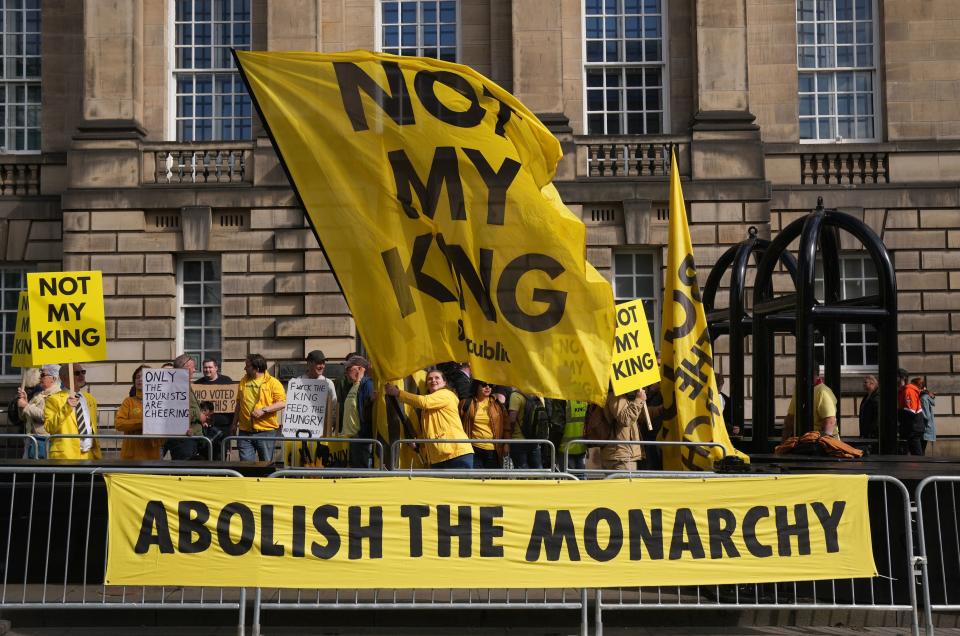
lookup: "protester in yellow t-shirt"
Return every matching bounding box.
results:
[459,380,506,469]
[784,379,838,438]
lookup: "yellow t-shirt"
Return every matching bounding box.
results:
[787,383,839,438]
[238,379,263,428]
[471,398,494,450]
[508,391,525,439]
[342,382,360,438]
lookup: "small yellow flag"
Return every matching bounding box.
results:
[657,150,748,470]
[236,51,613,403]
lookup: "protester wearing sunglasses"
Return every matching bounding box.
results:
[43,364,101,460]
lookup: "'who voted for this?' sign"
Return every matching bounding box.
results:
[143,368,191,436]
[12,292,34,368]
[191,383,239,414]
[282,378,329,438]
[27,271,107,365]
[611,298,660,396]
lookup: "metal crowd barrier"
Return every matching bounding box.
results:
[0,466,247,635]
[914,475,960,635]
[391,438,555,470]
[594,473,919,636]
[255,468,586,636]
[563,438,728,478]
[0,434,38,459]
[47,434,214,461]
[219,435,385,465]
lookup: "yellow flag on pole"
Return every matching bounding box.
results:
[235,51,613,403]
[657,149,749,470]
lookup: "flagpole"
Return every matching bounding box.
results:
[641,402,652,431]
[68,362,75,396]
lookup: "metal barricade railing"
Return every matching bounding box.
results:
[391,438,555,471]
[46,434,213,461]
[219,435,385,466]
[914,475,960,635]
[0,434,38,459]
[0,465,247,633]
[593,473,919,636]
[256,468,586,636]
[563,439,728,478]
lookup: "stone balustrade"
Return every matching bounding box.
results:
[800,151,889,184]
[0,162,41,195]
[575,136,691,178]
[143,143,254,185]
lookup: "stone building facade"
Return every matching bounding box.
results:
[3,0,959,450]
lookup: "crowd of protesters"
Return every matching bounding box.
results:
[5,352,938,466]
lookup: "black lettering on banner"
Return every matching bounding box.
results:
[662,289,697,344]
[38,276,91,297]
[676,254,702,302]
[743,506,773,558]
[706,508,740,559]
[261,505,284,557]
[628,509,664,560]
[775,504,811,557]
[134,501,174,554]
[669,508,705,560]
[333,61,414,131]
[680,415,713,470]
[479,506,504,557]
[811,501,845,553]
[413,70,485,128]
[217,503,255,556]
[525,509,581,562]
[349,506,383,560]
[292,505,306,558]
[497,254,567,333]
[177,501,211,554]
[47,302,85,322]
[381,233,458,318]
[437,504,472,558]
[311,505,341,560]
[388,147,466,221]
[583,507,623,562]
[435,237,497,321]
[461,148,520,226]
[481,85,518,137]
[401,504,430,557]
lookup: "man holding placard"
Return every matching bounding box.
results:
[43,364,100,460]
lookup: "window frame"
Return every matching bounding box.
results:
[581,0,672,136]
[374,0,462,63]
[0,267,28,379]
[176,256,223,370]
[796,0,881,144]
[814,252,880,373]
[0,0,41,154]
[167,0,253,142]
[611,248,662,348]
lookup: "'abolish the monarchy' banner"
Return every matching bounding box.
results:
[235,51,614,404]
[105,474,875,589]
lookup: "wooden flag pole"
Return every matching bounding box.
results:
[68,362,75,396]
[642,401,653,431]
[19,368,25,392]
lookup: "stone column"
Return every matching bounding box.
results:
[690,0,763,181]
[511,0,564,114]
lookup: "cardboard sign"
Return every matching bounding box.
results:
[27,271,107,365]
[191,383,238,414]
[143,368,190,435]
[281,378,329,438]
[12,292,34,368]
[610,299,660,395]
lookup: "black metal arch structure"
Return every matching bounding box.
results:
[751,199,899,454]
[703,227,798,436]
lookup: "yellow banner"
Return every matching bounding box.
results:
[27,271,107,365]
[105,474,875,589]
[657,152,748,470]
[235,51,614,404]
[611,299,659,395]
[11,291,34,368]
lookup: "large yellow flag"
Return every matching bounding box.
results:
[236,51,613,403]
[658,150,748,470]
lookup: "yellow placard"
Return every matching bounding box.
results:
[611,299,660,395]
[235,50,614,404]
[191,383,239,414]
[11,291,34,368]
[105,474,875,589]
[27,271,107,365]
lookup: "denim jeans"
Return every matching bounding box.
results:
[509,443,542,469]
[472,446,499,469]
[432,453,474,469]
[238,429,278,462]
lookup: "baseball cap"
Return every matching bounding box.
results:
[306,350,326,364]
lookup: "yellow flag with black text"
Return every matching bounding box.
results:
[657,150,748,470]
[235,51,613,404]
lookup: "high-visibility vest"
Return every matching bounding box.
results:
[560,400,588,455]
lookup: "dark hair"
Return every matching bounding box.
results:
[471,379,492,397]
[201,358,219,367]
[199,400,215,412]
[246,353,268,372]
[131,364,147,383]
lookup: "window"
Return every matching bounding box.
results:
[379,1,458,62]
[584,0,666,135]
[178,258,222,368]
[814,254,879,368]
[0,269,26,376]
[0,0,41,152]
[797,0,878,142]
[173,0,252,141]
[613,251,661,344]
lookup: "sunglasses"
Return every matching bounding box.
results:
[74,370,86,376]
[479,383,492,388]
